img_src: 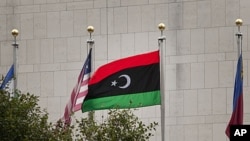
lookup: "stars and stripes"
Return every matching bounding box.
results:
[73,66,91,111]
[61,48,92,125]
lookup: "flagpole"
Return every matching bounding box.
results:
[158,23,166,141]
[87,26,95,69]
[225,18,244,138]
[235,19,243,58]
[86,25,95,121]
[11,29,19,93]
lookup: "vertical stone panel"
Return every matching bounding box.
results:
[73,10,87,36]
[198,89,212,115]
[1,1,250,140]
[212,123,227,141]
[169,2,183,29]
[47,12,60,38]
[197,1,211,28]
[205,28,219,53]
[141,5,155,32]
[184,90,198,116]
[87,9,101,35]
[61,11,74,37]
[185,125,198,141]
[41,72,54,97]
[169,90,184,116]
[67,37,81,62]
[183,2,197,29]
[191,62,205,89]
[53,38,67,63]
[226,0,240,26]
[176,63,191,89]
[41,39,54,64]
[0,15,7,41]
[219,61,234,87]
[198,124,213,141]
[240,0,250,24]
[177,29,191,55]
[100,8,107,35]
[54,71,67,96]
[20,13,33,39]
[205,62,219,88]
[155,3,168,27]
[128,6,141,33]
[219,27,234,53]
[107,34,121,60]
[26,39,40,64]
[27,72,41,96]
[212,88,227,114]
[0,42,13,65]
[121,33,135,57]
[169,125,184,141]
[114,7,127,33]
[191,28,204,54]
[211,0,226,27]
[94,35,108,60]
[34,13,47,39]
[135,32,148,53]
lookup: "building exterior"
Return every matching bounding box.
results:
[0,0,250,140]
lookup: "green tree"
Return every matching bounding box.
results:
[0,87,158,141]
[0,90,72,141]
[77,108,158,141]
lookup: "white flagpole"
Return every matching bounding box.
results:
[86,25,95,121]
[11,29,19,93]
[87,25,95,69]
[235,19,243,58]
[158,23,166,141]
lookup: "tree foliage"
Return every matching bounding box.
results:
[0,90,72,141]
[0,89,158,141]
[77,109,158,141]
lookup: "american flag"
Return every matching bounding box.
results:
[62,48,92,125]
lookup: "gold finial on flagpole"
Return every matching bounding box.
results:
[11,29,19,37]
[11,29,19,47]
[87,26,94,40]
[158,23,165,31]
[235,19,243,58]
[235,19,243,27]
[158,23,165,36]
[87,26,94,33]
[87,25,94,41]
[11,29,19,93]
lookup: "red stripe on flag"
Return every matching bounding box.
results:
[225,94,243,137]
[73,73,90,112]
[78,91,88,97]
[89,50,159,85]
[73,104,82,112]
[61,48,91,125]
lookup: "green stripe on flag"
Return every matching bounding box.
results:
[82,90,161,112]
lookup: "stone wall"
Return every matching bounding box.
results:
[1,0,250,140]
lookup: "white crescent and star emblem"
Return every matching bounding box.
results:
[111,74,131,89]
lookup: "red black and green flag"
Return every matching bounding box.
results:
[82,50,160,112]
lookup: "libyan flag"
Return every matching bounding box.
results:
[82,50,160,112]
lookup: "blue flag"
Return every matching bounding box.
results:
[0,65,14,90]
[225,54,244,138]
